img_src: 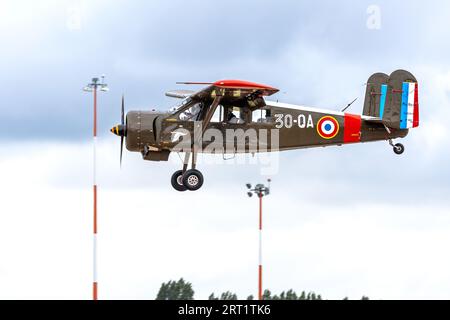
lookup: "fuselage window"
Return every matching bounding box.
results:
[252,108,272,123]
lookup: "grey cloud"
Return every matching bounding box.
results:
[2,0,450,141]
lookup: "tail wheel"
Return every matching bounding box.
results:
[171,170,187,192]
[182,169,204,191]
[393,143,405,155]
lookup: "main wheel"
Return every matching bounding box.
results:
[393,143,405,155]
[171,170,187,192]
[182,169,204,191]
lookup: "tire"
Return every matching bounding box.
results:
[393,143,405,155]
[171,170,187,192]
[182,169,204,191]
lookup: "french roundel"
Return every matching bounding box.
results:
[317,116,339,139]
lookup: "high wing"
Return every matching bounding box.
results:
[179,79,279,110]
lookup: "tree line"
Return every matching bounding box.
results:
[155,278,369,300]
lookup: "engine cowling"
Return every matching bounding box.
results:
[125,111,160,152]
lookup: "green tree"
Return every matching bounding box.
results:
[262,289,272,300]
[299,291,306,300]
[208,293,218,300]
[209,291,238,300]
[246,295,254,300]
[286,289,298,300]
[220,291,238,300]
[156,278,194,300]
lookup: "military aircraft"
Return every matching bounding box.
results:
[111,69,419,191]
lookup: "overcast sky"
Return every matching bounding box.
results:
[1,0,450,300]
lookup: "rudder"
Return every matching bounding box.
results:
[363,70,419,129]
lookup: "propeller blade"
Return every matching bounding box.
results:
[120,135,124,168]
[121,94,125,126]
[110,96,126,168]
[120,95,125,167]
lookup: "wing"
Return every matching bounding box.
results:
[181,79,279,110]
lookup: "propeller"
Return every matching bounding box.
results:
[110,95,127,167]
[120,95,124,166]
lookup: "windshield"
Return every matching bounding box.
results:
[169,97,191,114]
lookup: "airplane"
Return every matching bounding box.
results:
[111,69,419,192]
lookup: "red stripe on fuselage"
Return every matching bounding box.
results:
[413,83,419,128]
[344,113,361,143]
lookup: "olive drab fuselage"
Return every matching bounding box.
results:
[124,103,407,158]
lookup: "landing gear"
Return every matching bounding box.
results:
[393,143,405,155]
[170,96,222,192]
[171,170,187,192]
[171,150,204,191]
[182,169,204,191]
[389,139,405,155]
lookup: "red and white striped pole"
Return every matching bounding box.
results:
[84,76,108,300]
[92,84,98,300]
[258,192,263,301]
[246,180,270,301]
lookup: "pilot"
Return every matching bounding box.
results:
[227,108,245,124]
[180,103,201,121]
[227,111,237,122]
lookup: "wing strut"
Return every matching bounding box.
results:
[201,95,222,135]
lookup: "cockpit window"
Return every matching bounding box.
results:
[169,97,192,114]
[179,103,202,121]
[225,106,248,124]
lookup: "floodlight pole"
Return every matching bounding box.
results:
[246,180,271,300]
[83,76,108,300]
[258,191,263,301]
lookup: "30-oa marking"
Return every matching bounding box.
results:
[275,114,314,129]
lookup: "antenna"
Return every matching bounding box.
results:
[176,81,214,85]
[341,97,358,112]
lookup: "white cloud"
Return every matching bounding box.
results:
[1,141,449,299]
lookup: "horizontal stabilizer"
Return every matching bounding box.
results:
[363,116,383,124]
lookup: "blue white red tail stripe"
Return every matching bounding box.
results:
[400,82,419,129]
[400,82,409,129]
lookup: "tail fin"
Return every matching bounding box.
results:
[363,70,419,129]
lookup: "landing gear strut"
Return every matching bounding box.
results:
[389,139,405,155]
